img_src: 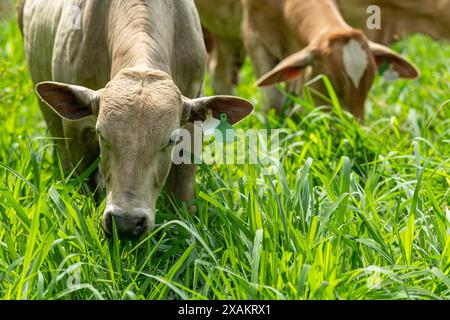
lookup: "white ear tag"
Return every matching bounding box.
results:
[201,109,220,137]
[383,64,399,83]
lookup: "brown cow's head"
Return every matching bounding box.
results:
[256,30,418,119]
[36,67,253,238]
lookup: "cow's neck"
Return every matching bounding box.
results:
[107,1,171,79]
[285,0,351,46]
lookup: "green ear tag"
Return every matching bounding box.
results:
[215,113,235,143]
[378,58,390,76]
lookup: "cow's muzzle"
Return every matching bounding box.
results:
[102,206,154,239]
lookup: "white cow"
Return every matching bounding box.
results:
[18,0,253,238]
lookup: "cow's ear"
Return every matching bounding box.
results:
[369,41,419,79]
[255,48,314,87]
[183,96,253,125]
[35,82,102,120]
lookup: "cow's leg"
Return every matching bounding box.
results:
[37,101,72,171]
[210,39,244,95]
[166,122,196,213]
[245,37,285,113]
[231,43,246,90]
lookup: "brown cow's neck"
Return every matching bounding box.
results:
[284,0,352,46]
[106,1,170,79]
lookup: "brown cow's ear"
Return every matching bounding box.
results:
[255,48,314,87]
[369,41,419,79]
[35,82,102,120]
[183,96,253,125]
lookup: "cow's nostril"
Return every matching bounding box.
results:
[134,217,147,236]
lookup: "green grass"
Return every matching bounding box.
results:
[1,15,449,300]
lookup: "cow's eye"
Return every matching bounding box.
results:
[163,136,179,150]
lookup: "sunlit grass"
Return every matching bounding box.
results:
[0,15,449,299]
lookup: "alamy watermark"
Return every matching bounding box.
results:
[63,3,382,33]
[170,122,281,175]
[366,5,381,30]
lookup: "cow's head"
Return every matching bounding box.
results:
[256,30,418,119]
[36,67,253,238]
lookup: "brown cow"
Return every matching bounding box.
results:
[243,0,419,118]
[337,0,450,45]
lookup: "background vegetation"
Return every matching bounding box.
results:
[0,12,449,299]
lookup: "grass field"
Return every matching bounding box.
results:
[1,14,450,300]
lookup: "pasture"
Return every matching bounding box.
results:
[1,13,450,299]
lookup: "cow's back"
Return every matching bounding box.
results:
[338,0,450,44]
[21,0,206,97]
[171,0,207,96]
[21,0,111,91]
